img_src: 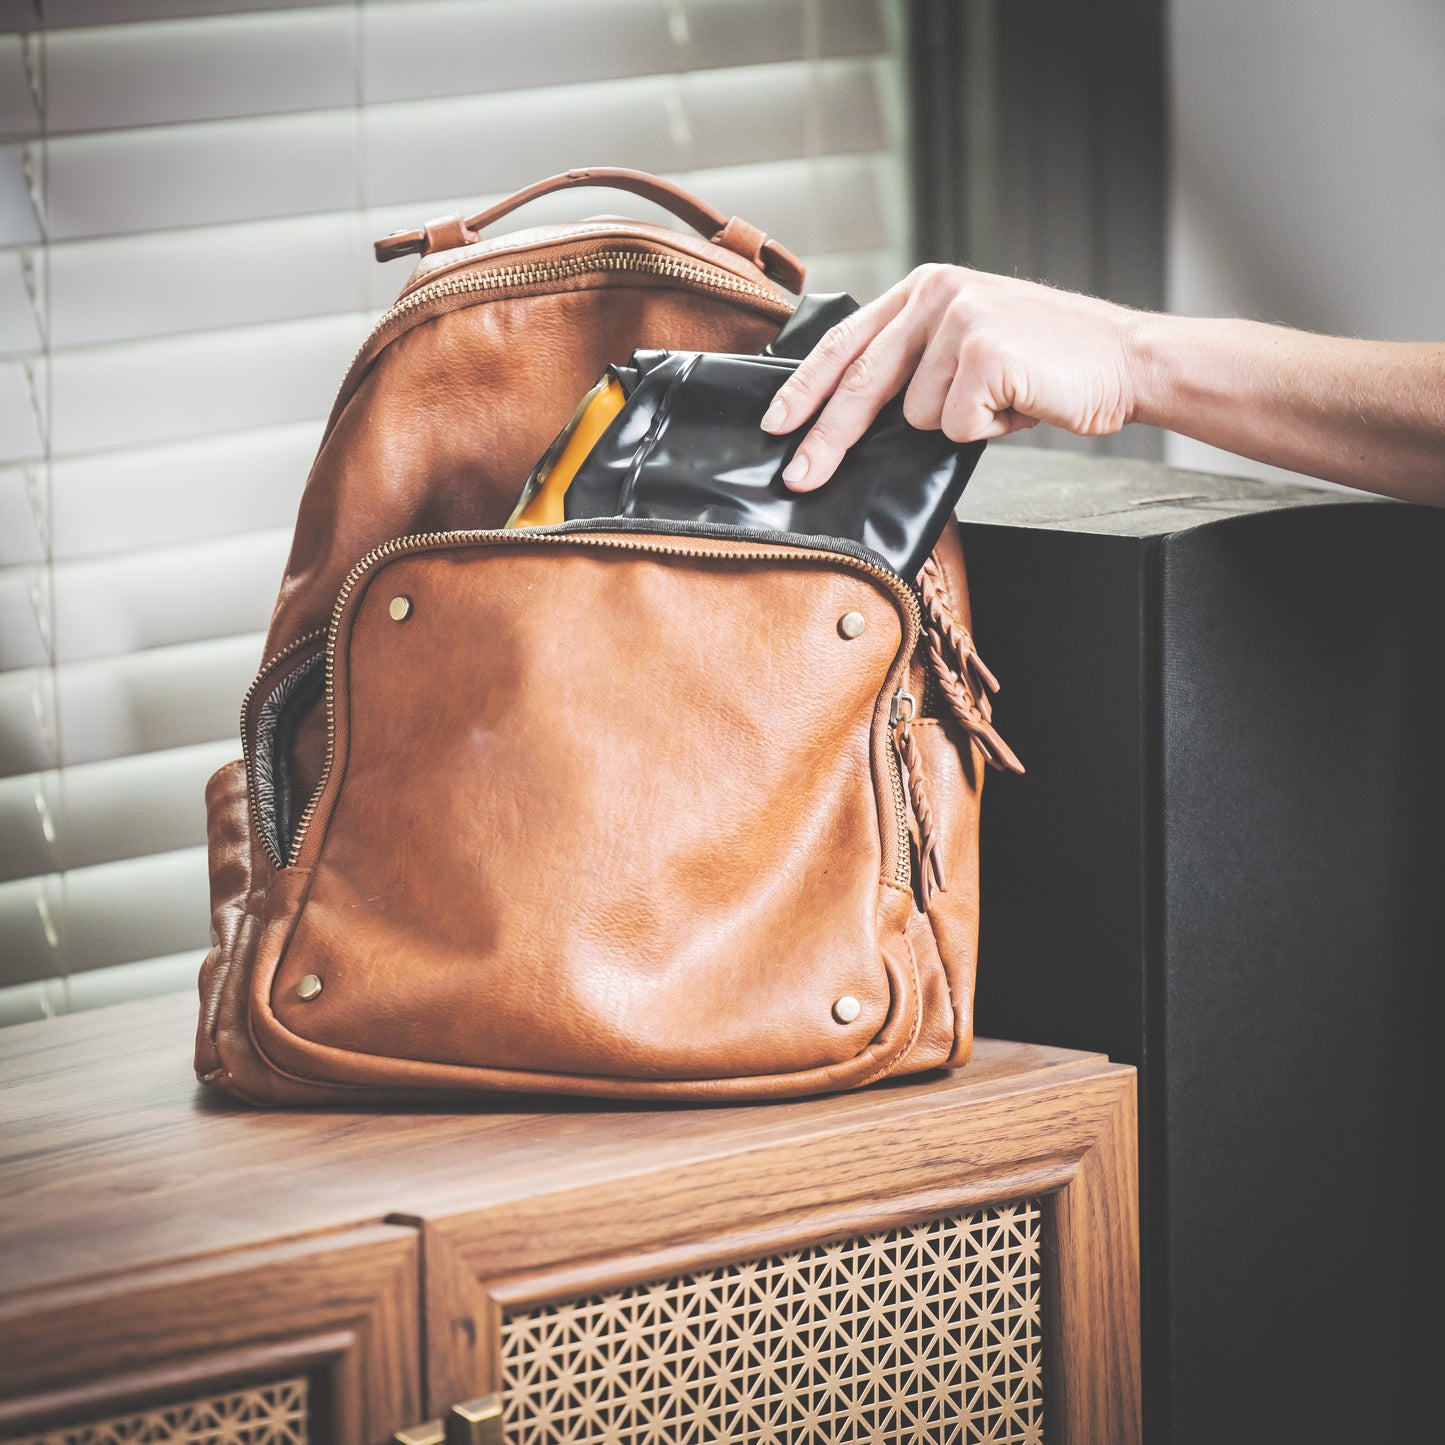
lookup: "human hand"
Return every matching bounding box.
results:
[761,263,1143,490]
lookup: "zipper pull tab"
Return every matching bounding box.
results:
[891,691,946,907]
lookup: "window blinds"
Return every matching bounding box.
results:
[0,0,910,1025]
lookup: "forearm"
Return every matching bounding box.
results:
[1128,315,1445,505]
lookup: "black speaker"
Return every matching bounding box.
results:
[959,449,1440,1445]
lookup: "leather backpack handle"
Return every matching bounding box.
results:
[373,167,806,292]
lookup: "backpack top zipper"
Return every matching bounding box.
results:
[325,244,793,435]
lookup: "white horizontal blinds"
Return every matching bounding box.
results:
[0,0,909,1026]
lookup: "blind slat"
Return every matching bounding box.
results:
[0,35,40,140]
[47,312,368,457]
[0,737,234,881]
[26,151,894,359]
[0,527,289,668]
[42,212,367,351]
[0,950,202,1029]
[44,7,358,134]
[0,463,44,566]
[0,143,42,246]
[11,2,343,34]
[29,150,896,356]
[363,60,890,215]
[362,0,883,107]
[0,358,44,464]
[26,2,886,134]
[799,250,906,305]
[45,109,360,240]
[2,422,315,567]
[0,631,259,776]
[25,420,316,562]
[0,249,43,355]
[0,844,209,983]
[682,0,885,75]
[38,57,888,242]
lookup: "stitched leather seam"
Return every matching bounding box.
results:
[198,765,248,1051]
[246,985,915,1101]
[856,889,923,1090]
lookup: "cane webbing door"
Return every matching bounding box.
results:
[498,1204,1045,1445]
[2,1380,310,1445]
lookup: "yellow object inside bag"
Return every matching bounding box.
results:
[506,374,627,528]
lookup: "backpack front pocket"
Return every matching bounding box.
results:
[247,529,927,1097]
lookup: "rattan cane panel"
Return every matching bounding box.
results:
[3,1378,308,1445]
[500,1202,1044,1445]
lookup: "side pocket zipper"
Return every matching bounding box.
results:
[891,690,946,908]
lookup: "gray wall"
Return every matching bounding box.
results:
[1167,0,1445,482]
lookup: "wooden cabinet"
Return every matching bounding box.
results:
[0,1229,420,1444]
[0,995,1138,1444]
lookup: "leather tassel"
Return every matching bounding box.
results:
[919,556,1000,714]
[895,718,947,909]
[925,629,1026,775]
[917,559,1025,775]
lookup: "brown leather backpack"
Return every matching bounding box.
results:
[195,168,1019,1105]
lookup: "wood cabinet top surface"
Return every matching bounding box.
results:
[0,991,1117,1302]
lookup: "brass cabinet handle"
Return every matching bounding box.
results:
[392,1423,445,1445]
[446,1395,503,1445]
[393,1395,502,1445]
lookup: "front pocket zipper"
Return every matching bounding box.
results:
[245,526,922,888]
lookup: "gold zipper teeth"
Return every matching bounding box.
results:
[889,741,910,890]
[398,250,781,316]
[283,529,921,875]
[334,249,787,415]
[240,626,326,870]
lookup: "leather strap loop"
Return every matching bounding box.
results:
[711,215,768,269]
[373,167,806,291]
[755,237,807,294]
[422,213,479,255]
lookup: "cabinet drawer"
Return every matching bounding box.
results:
[0,1227,420,1445]
[4,1377,310,1445]
[408,1054,1138,1445]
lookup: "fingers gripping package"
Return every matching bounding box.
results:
[508,293,981,582]
[194,168,1022,1106]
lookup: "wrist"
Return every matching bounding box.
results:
[1121,309,1182,429]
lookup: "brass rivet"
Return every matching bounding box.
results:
[389,595,412,622]
[296,974,323,1001]
[833,994,861,1024]
[838,611,866,639]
